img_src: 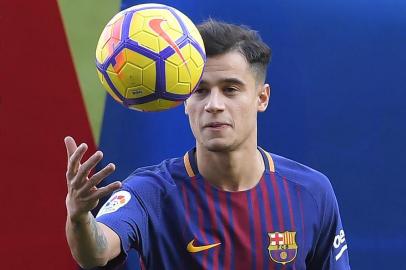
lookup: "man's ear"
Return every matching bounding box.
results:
[257,83,271,112]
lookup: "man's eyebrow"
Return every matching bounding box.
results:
[199,78,245,86]
[222,78,245,85]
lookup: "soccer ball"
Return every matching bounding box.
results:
[95,3,206,111]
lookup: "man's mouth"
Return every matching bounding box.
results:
[203,122,231,128]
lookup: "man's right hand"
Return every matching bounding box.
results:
[64,136,122,268]
[64,136,121,223]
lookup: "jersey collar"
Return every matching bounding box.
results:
[183,147,275,178]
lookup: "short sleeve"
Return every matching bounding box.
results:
[96,183,148,265]
[309,180,351,270]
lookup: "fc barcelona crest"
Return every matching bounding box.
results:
[268,231,298,265]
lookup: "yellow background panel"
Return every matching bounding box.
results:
[58,0,120,144]
[107,10,126,27]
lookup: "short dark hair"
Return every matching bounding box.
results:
[197,19,271,83]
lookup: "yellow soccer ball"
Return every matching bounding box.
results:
[95,3,206,111]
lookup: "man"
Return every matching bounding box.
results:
[65,20,350,269]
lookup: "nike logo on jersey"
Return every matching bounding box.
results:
[186,239,221,253]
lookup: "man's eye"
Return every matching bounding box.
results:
[224,87,238,94]
[194,88,207,94]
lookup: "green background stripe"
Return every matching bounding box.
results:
[57,0,120,145]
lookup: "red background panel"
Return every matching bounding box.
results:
[0,1,95,268]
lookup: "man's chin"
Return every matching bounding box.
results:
[203,140,234,152]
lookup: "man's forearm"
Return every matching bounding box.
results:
[66,212,109,269]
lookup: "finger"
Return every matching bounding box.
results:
[74,150,103,186]
[89,163,116,187]
[88,181,122,201]
[66,143,88,179]
[80,163,116,193]
[64,136,78,160]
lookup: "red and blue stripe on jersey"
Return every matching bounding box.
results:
[96,147,350,269]
[177,148,306,270]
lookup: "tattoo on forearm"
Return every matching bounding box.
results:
[90,217,108,252]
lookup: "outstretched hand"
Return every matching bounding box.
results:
[64,136,122,223]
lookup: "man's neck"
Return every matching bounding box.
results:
[195,145,265,192]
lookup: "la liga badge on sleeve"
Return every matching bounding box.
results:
[268,231,298,265]
[96,190,131,218]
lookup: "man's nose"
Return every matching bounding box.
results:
[204,88,225,113]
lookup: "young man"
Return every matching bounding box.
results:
[65,20,350,269]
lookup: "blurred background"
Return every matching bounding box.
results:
[1,0,405,269]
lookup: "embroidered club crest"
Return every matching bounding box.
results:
[268,231,298,264]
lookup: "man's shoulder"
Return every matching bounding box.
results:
[269,152,334,199]
[122,155,187,193]
[130,155,186,177]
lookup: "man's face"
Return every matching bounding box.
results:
[185,50,270,152]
